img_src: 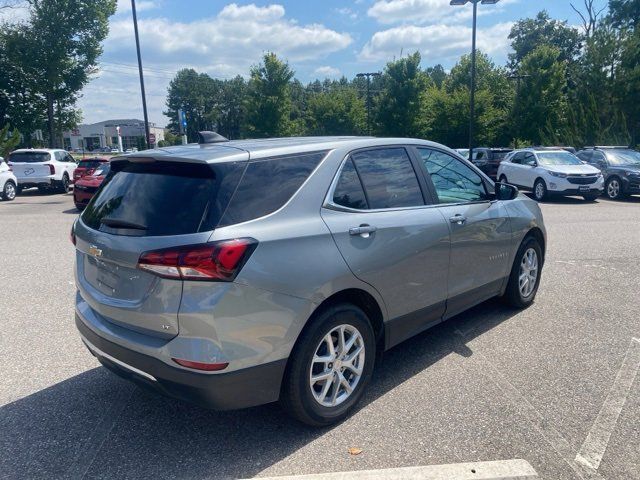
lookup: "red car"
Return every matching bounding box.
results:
[73,157,109,183]
[73,162,110,210]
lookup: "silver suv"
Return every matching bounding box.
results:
[73,136,546,426]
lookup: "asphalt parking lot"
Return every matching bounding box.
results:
[0,190,638,480]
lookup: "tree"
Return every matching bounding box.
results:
[570,0,607,39]
[508,11,582,69]
[25,0,117,146]
[425,64,447,88]
[306,86,365,136]
[513,45,568,145]
[376,52,429,137]
[215,76,246,139]
[164,69,220,141]
[244,53,295,138]
[0,124,20,158]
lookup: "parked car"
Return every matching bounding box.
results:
[498,148,604,201]
[8,149,76,193]
[110,148,120,153]
[455,148,469,159]
[72,136,546,426]
[73,157,109,184]
[470,147,513,179]
[0,158,18,201]
[576,147,640,200]
[73,162,110,210]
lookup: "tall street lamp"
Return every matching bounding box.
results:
[131,0,151,150]
[450,0,500,160]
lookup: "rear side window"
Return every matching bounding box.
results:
[350,148,424,209]
[218,151,326,226]
[81,161,244,236]
[78,160,103,169]
[332,158,368,209]
[9,152,50,163]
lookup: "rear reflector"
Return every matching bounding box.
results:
[137,238,257,281]
[172,358,229,371]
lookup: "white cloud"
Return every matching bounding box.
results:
[334,7,358,20]
[368,0,518,25]
[314,66,342,78]
[359,21,514,63]
[79,3,353,126]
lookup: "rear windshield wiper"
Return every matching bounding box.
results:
[100,218,148,230]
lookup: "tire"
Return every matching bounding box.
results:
[533,178,547,202]
[605,177,625,200]
[583,193,599,202]
[1,180,16,201]
[75,203,85,211]
[59,174,70,193]
[502,236,543,309]
[281,303,376,427]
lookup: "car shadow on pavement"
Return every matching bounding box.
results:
[0,298,518,480]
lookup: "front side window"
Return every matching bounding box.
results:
[350,148,424,209]
[418,148,488,204]
[332,158,368,209]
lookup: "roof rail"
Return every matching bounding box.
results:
[585,146,630,150]
[198,131,229,144]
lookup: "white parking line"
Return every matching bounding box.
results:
[247,459,537,480]
[575,337,640,471]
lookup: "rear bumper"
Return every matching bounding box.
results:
[75,312,287,410]
[16,176,53,186]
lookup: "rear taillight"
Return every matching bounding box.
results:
[48,164,55,175]
[137,238,257,281]
[172,358,229,371]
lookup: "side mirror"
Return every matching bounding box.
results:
[495,182,519,201]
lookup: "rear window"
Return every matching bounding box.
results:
[81,161,244,236]
[218,151,326,226]
[78,160,103,169]
[9,152,50,163]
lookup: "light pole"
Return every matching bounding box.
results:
[356,72,381,135]
[508,73,530,148]
[131,0,151,150]
[450,0,500,160]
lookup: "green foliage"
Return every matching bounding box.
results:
[0,124,20,158]
[0,0,117,147]
[244,53,295,138]
[376,52,430,137]
[306,86,366,135]
[508,11,582,68]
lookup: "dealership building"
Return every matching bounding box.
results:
[62,119,165,151]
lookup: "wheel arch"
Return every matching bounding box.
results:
[525,227,546,260]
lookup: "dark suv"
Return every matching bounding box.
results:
[576,147,640,200]
[470,148,513,179]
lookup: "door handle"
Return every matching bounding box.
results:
[349,224,377,237]
[449,214,467,225]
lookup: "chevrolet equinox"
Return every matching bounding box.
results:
[72,136,546,426]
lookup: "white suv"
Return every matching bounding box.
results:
[0,159,18,201]
[497,148,604,201]
[8,149,77,193]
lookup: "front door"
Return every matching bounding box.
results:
[414,147,512,318]
[321,147,451,347]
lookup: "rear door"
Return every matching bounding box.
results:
[74,158,246,338]
[8,151,53,179]
[414,147,512,318]
[321,147,451,347]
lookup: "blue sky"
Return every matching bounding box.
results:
[73,0,603,126]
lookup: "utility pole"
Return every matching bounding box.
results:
[450,0,500,159]
[356,72,381,135]
[131,0,151,150]
[508,73,530,149]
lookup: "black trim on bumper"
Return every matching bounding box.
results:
[76,314,287,410]
[550,188,602,196]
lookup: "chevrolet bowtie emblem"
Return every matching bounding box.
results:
[88,245,103,257]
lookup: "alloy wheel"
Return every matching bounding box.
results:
[309,324,365,408]
[4,182,16,200]
[607,179,620,199]
[535,182,545,200]
[519,248,539,298]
